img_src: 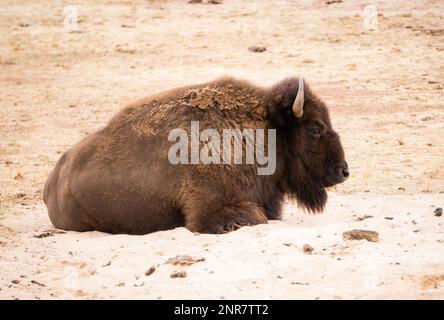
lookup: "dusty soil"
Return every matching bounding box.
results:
[0,0,443,299]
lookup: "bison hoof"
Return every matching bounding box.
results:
[215,221,253,234]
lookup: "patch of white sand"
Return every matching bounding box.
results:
[0,193,443,299]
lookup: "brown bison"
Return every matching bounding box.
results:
[44,76,348,234]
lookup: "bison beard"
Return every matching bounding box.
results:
[289,174,328,213]
[281,140,328,213]
[43,76,348,234]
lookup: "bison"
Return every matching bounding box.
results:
[44,76,348,234]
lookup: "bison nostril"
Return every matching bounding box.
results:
[342,168,349,178]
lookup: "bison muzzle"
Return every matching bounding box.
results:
[43,76,348,234]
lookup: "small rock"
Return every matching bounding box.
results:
[384,217,394,220]
[303,244,314,254]
[170,271,187,278]
[30,280,46,287]
[283,243,293,247]
[165,255,205,266]
[33,229,66,238]
[434,208,442,217]
[117,281,125,287]
[326,0,342,5]
[145,266,156,276]
[188,0,202,3]
[248,46,266,53]
[342,230,379,242]
[11,280,20,285]
[102,261,111,267]
[354,215,373,221]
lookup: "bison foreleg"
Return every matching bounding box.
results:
[185,201,268,234]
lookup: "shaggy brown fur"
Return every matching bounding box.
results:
[43,76,348,234]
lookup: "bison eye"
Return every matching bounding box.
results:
[309,126,321,139]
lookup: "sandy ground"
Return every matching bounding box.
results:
[0,0,443,299]
[1,194,444,299]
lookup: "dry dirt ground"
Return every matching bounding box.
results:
[0,0,443,299]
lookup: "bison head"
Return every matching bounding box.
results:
[266,77,349,212]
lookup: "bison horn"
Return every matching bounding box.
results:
[292,78,304,118]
